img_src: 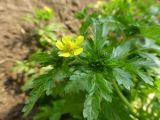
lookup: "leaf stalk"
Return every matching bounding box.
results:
[112,79,139,118]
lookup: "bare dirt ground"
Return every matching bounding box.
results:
[0,0,96,120]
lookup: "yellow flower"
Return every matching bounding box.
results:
[55,35,84,57]
[44,6,52,13]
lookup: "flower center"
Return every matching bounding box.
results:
[64,42,76,52]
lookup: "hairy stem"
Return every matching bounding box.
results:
[112,79,139,118]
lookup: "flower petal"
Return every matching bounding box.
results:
[62,36,72,44]
[55,40,64,50]
[59,52,71,57]
[44,6,52,13]
[75,35,84,45]
[74,48,83,55]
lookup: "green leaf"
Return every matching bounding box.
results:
[113,68,133,90]
[34,100,65,120]
[23,73,53,116]
[75,8,88,19]
[49,100,65,120]
[80,12,97,36]
[47,67,71,95]
[65,71,90,93]
[129,58,157,68]
[93,19,103,43]
[53,67,70,81]
[80,16,92,36]
[101,16,115,38]
[140,25,160,44]
[95,73,112,102]
[83,81,101,120]
[63,93,85,117]
[111,41,131,59]
[137,70,154,85]
[45,80,55,95]
[139,52,160,66]
[99,99,131,120]
[31,52,53,64]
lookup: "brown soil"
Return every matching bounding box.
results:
[0,0,96,120]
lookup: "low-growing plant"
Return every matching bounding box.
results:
[25,6,64,47]
[13,6,65,92]
[22,0,160,120]
[13,60,53,91]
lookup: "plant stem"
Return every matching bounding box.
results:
[112,79,139,118]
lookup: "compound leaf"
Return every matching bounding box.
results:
[113,68,133,90]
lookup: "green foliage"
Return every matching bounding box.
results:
[113,68,133,90]
[140,25,160,44]
[25,7,54,24]
[99,99,132,120]
[25,7,64,47]
[23,72,54,116]
[14,6,64,101]
[83,87,101,120]
[21,0,160,120]
[64,71,91,93]
[33,100,65,120]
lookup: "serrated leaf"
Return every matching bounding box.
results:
[95,73,112,102]
[83,81,101,120]
[113,68,133,90]
[137,70,153,85]
[23,73,53,116]
[139,52,160,66]
[111,41,131,59]
[129,58,156,68]
[65,71,90,93]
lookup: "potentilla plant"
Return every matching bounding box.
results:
[23,18,160,120]
[23,0,160,120]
